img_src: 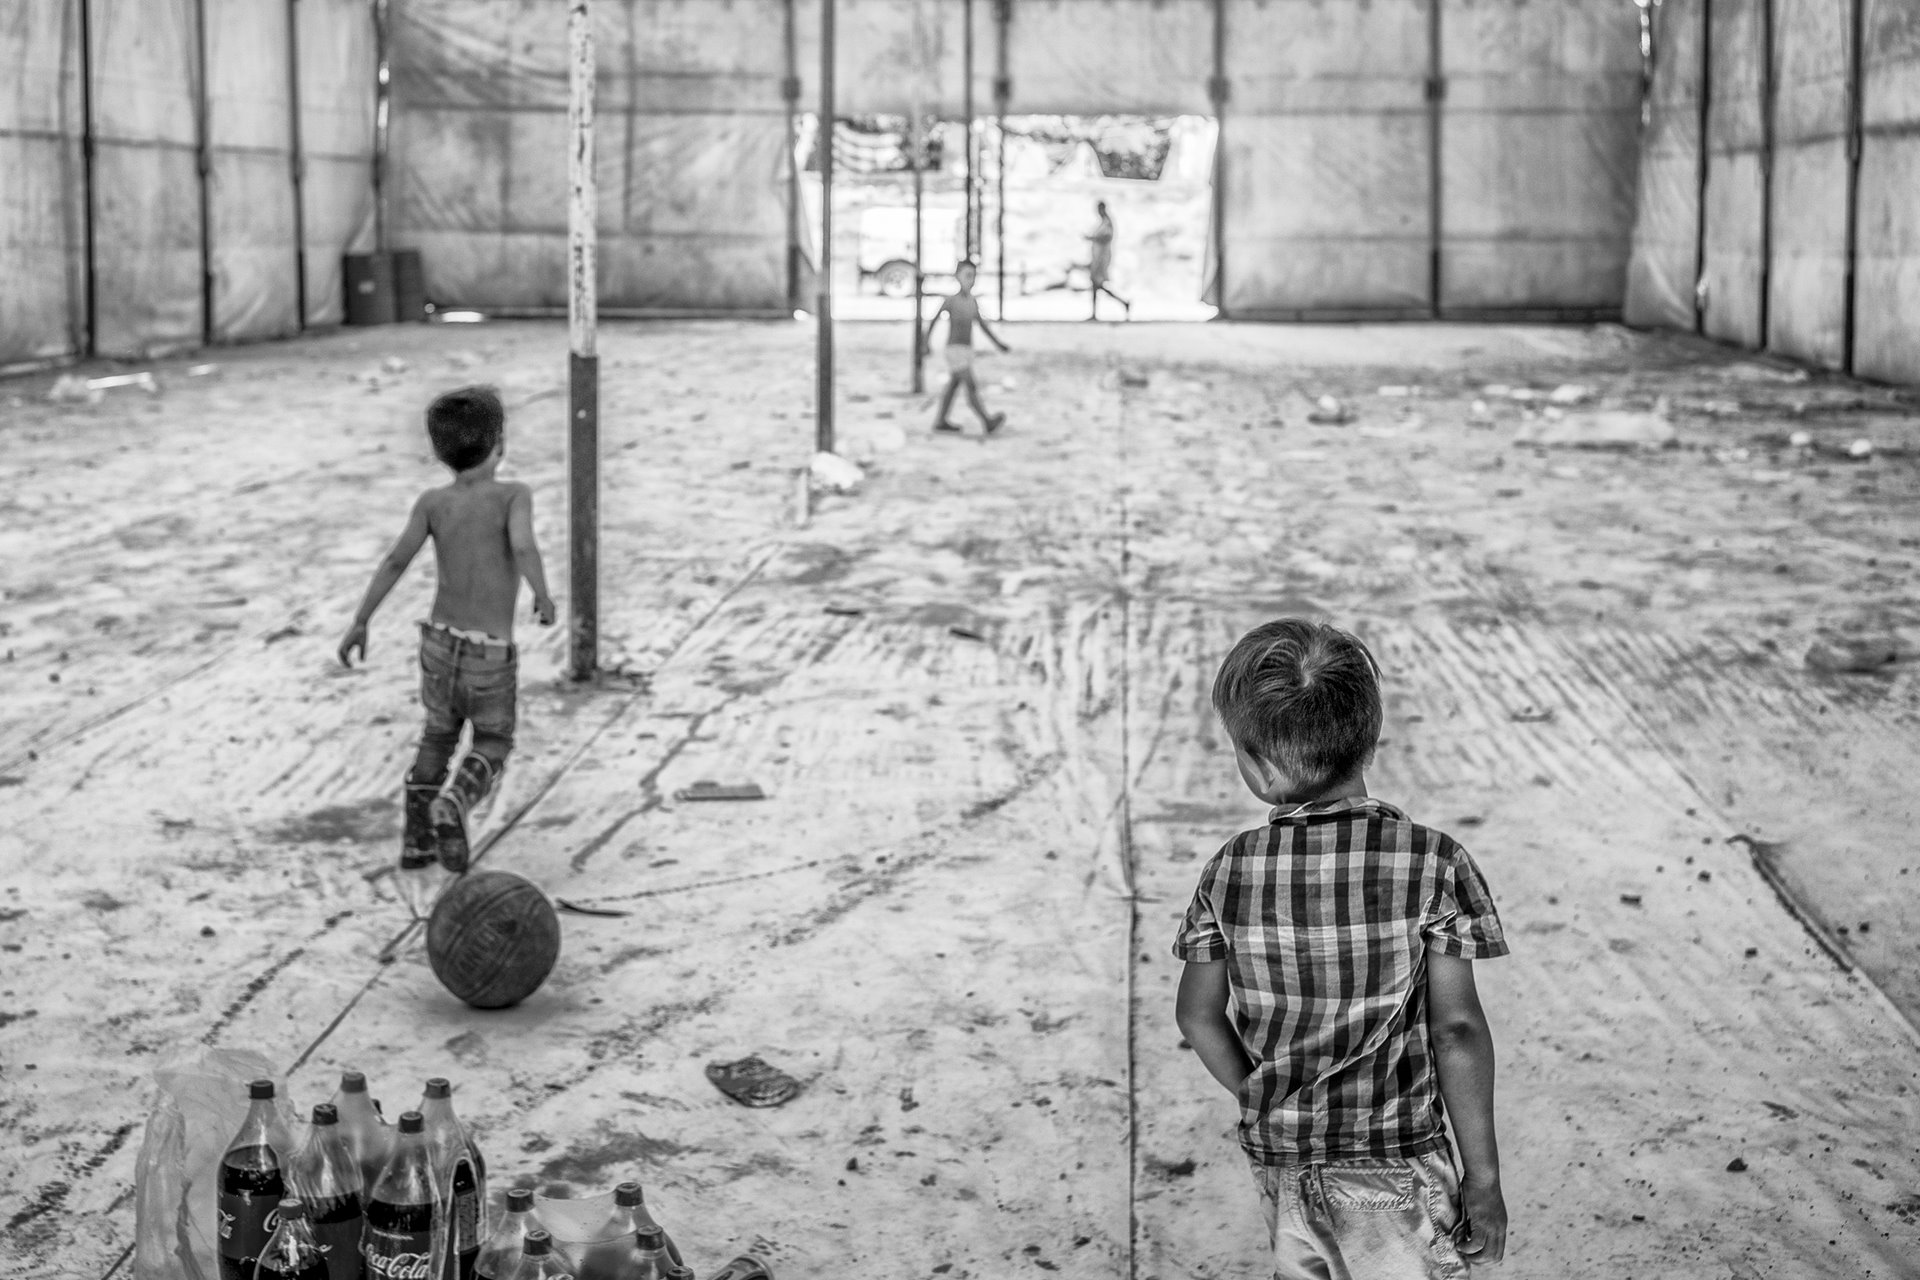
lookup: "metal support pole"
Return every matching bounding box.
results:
[994,0,1009,320]
[912,110,925,394]
[287,0,308,330]
[78,0,97,356]
[1426,0,1444,317]
[1757,0,1775,350]
[817,0,836,454]
[963,0,976,260]
[1695,0,1713,333]
[192,0,214,345]
[1842,0,1865,371]
[373,0,391,255]
[783,0,801,312]
[566,0,598,680]
[1209,0,1228,319]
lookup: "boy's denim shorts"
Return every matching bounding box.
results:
[415,622,517,769]
[1249,1150,1469,1280]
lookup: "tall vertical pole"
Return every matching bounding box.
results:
[817,0,836,455]
[78,0,97,356]
[963,0,976,260]
[1695,0,1714,333]
[1209,0,1229,319]
[1758,0,1775,350]
[994,0,1009,319]
[373,0,391,254]
[1427,0,1444,317]
[1841,0,1865,371]
[783,0,801,312]
[192,0,214,345]
[912,110,926,394]
[287,0,308,331]
[566,0,598,680]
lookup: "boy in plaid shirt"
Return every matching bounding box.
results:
[1175,619,1509,1278]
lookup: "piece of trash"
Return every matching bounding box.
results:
[1000,376,1018,390]
[948,625,985,642]
[1788,430,1813,448]
[1507,387,1543,402]
[1548,383,1592,404]
[705,1056,802,1108]
[1513,409,1674,449]
[1378,385,1412,397]
[1468,399,1493,423]
[1804,639,1898,673]
[381,356,409,374]
[46,374,102,404]
[199,597,249,609]
[823,604,865,617]
[1307,395,1354,425]
[1698,871,1712,882]
[1726,1157,1748,1172]
[1743,946,1759,958]
[1510,707,1555,723]
[1118,370,1150,388]
[187,363,219,377]
[809,450,865,493]
[555,899,632,917]
[1724,362,1809,384]
[707,1256,776,1280]
[674,780,767,802]
[263,625,301,645]
[1620,893,1643,906]
[87,371,159,394]
[1847,438,1874,459]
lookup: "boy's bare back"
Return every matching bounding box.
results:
[422,477,533,639]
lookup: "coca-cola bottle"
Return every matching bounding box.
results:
[418,1079,488,1280]
[363,1111,438,1280]
[474,1189,540,1280]
[574,1183,682,1279]
[610,1227,673,1280]
[256,1197,331,1280]
[508,1230,574,1280]
[219,1079,292,1280]
[331,1070,395,1194]
[294,1103,365,1280]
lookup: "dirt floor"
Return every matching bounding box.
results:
[2,318,1919,1279]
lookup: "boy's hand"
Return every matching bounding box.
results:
[337,621,369,668]
[534,594,557,626]
[1454,1173,1507,1264]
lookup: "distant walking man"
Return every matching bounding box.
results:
[1086,201,1131,321]
[921,260,1010,436]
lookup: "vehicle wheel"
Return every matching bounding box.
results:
[876,260,916,298]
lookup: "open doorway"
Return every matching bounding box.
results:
[800,113,1217,323]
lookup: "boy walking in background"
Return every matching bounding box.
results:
[921,260,1010,436]
[338,387,554,911]
[1174,619,1509,1278]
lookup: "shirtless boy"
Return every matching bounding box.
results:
[337,386,554,907]
[920,261,1010,435]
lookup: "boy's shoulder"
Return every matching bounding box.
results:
[1211,799,1470,865]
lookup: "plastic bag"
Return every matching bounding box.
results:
[531,1186,684,1272]
[133,1046,296,1280]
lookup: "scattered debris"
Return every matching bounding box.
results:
[555,899,631,917]
[381,356,410,374]
[1743,947,1759,958]
[1514,409,1675,450]
[1377,385,1414,397]
[1788,430,1813,448]
[1468,398,1493,423]
[1724,362,1809,384]
[809,450,865,493]
[948,625,986,642]
[705,1055,802,1108]
[1307,395,1354,425]
[1119,370,1150,388]
[1620,893,1643,906]
[186,363,220,377]
[1804,638,1899,674]
[1726,1157,1749,1172]
[263,625,302,645]
[823,604,865,617]
[674,780,767,802]
[1510,707,1556,723]
[899,1086,919,1112]
[1847,438,1875,459]
[47,374,103,404]
[1548,383,1592,404]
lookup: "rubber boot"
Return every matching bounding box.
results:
[431,756,496,873]
[402,784,437,863]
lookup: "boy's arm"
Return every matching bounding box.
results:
[507,485,556,626]
[1428,952,1507,1263]
[921,301,948,354]
[1175,960,1255,1094]
[976,313,1010,352]
[337,496,431,667]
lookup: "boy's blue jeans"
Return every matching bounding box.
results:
[406,624,517,804]
[1249,1150,1469,1280]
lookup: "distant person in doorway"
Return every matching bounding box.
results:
[1086,201,1131,321]
[921,260,1010,436]
[1174,618,1510,1280]
[337,386,556,890]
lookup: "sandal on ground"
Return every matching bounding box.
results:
[705,1055,803,1108]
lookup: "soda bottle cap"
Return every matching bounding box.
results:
[397,1111,425,1133]
[524,1230,552,1256]
[506,1189,534,1212]
[311,1103,339,1125]
[248,1079,275,1100]
[637,1227,665,1248]
[423,1078,451,1099]
[613,1181,645,1207]
[339,1071,369,1093]
[279,1198,307,1220]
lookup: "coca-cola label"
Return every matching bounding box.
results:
[364,1228,433,1280]
[217,1191,281,1275]
[311,1213,364,1280]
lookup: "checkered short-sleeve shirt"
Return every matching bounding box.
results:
[1172,796,1508,1165]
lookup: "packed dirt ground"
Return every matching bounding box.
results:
[2,318,1918,1279]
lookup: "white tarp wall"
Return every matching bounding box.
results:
[1625,0,1920,383]
[0,0,375,367]
[391,0,1646,319]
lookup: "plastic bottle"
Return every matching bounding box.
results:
[331,1070,395,1195]
[294,1103,365,1280]
[219,1079,293,1280]
[363,1111,439,1280]
[418,1079,488,1280]
[574,1183,682,1279]
[509,1230,575,1280]
[255,1197,331,1280]
[474,1189,541,1280]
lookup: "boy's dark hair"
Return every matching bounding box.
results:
[426,386,504,472]
[1212,618,1382,789]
